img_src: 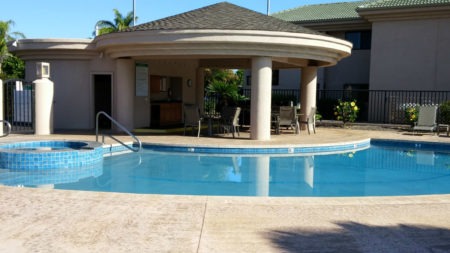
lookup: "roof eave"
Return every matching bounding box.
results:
[293,18,371,32]
[357,5,450,21]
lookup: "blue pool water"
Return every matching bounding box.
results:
[1,140,449,197]
[1,140,450,197]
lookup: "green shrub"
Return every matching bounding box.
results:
[334,99,359,125]
[439,101,450,124]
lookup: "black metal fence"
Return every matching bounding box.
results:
[239,88,450,124]
[3,79,35,133]
[317,90,450,124]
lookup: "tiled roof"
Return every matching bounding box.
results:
[357,0,450,10]
[122,2,322,35]
[272,1,369,23]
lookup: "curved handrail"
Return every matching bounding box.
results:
[0,120,12,137]
[95,111,142,152]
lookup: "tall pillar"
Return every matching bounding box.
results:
[250,57,272,140]
[300,67,318,129]
[34,62,54,135]
[115,59,135,131]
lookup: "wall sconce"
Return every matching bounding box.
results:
[187,79,192,87]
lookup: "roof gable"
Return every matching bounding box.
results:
[122,2,322,35]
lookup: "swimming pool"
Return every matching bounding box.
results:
[2,139,449,197]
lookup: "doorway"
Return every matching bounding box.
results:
[93,74,112,129]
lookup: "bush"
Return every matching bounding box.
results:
[439,101,450,124]
[334,99,359,125]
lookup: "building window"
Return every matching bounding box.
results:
[345,31,371,50]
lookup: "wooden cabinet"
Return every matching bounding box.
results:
[150,75,162,93]
[160,103,182,126]
[151,102,182,127]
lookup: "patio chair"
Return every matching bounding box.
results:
[274,106,299,134]
[299,107,316,135]
[183,104,202,137]
[220,107,241,138]
[413,105,438,135]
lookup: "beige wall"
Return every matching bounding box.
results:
[324,50,371,90]
[26,60,94,130]
[370,18,450,91]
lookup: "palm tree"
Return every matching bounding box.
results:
[0,20,25,76]
[94,9,136,36]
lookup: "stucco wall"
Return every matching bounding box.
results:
[370,18,450,91]
[323,50,371,90]
[26,60,93,130]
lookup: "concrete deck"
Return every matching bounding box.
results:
[1,126,450,252]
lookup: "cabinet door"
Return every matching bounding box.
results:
[150,75,161,93]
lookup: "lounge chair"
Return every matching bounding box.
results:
[183,104,202,137]
[299,107,316,134]
[413,105,438,135]
[221,107,241,138]
[274,106,299,134]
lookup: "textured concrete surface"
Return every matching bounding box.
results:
[1,126,450,252]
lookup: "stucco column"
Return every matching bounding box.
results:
[250,57,272,140]
[115,59,135,131]
[300,67,318,130]
[34,77,54,135]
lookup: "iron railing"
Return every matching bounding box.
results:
[3,79,35,133]
[206,89,450,125]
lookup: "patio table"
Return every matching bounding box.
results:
[203,113,221,136]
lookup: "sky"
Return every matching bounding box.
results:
[1,0,347,39]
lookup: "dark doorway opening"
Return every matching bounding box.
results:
[93,74,112,129]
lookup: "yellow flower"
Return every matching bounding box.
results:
[350,102,356,107]
[354,106,358,111]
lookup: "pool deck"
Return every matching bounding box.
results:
[1,126,450,252]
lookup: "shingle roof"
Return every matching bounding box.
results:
[272,1,369,23]
[122,2,322,35]
[357,0,450,10]
[273,0,450,24]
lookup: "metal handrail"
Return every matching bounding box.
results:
[0,120,12,137]
[95,111,142,152]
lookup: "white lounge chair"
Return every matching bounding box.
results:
[274,106,300,134]
[413,105,438,135]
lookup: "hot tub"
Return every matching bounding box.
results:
[0,140,103,170]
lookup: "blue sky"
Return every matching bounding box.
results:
[1,0,347,39]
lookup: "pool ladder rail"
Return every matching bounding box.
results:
[0,120,11,138]
[95,111,142,152]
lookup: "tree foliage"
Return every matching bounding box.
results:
[0,20,25,78]
[94,9,136,36]
[205,69,247,110]
[1,55,25,79]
